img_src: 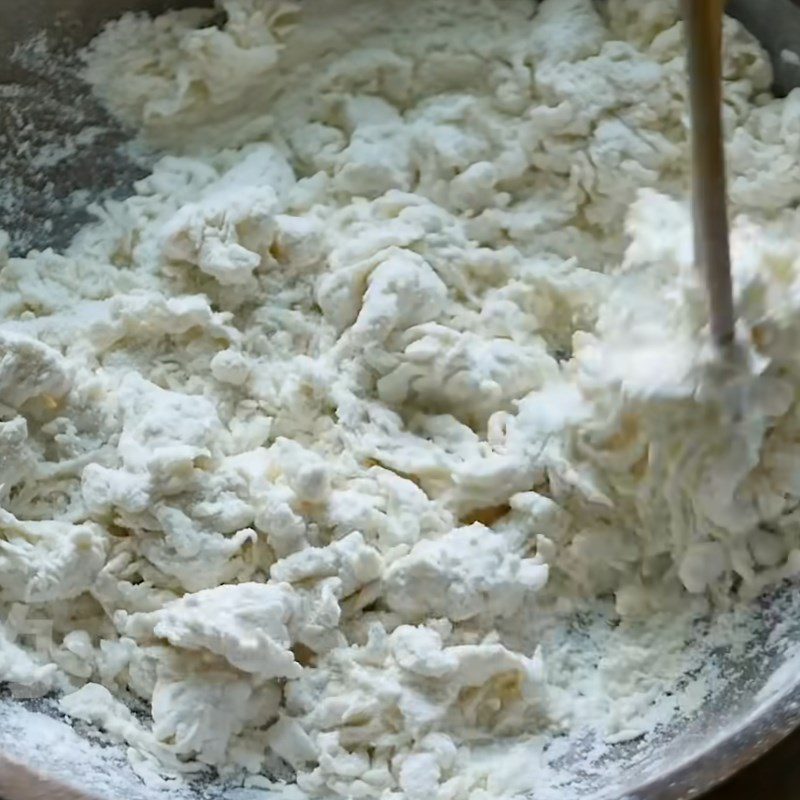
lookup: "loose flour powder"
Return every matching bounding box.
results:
[3,0,800,797]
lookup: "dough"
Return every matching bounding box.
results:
[2,0,800,797]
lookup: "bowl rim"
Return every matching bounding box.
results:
[618,663,800,799]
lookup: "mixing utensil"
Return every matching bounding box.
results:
[683,0,735,350]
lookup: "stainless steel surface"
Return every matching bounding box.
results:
[1,2,800,800]
[0,0,209,254]
[683,0,735,350]
[728,0,800,96]
[0,0,191,50]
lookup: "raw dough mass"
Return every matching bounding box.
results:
[2,0,800,797]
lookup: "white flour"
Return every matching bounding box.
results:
[3,0,800,798]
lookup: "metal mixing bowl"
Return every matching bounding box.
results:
[1,2,800,799]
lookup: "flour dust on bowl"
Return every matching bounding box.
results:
[2,1,800,798]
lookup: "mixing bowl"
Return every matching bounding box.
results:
[1,2,800,799]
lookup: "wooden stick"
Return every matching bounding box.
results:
[683,0,736,350]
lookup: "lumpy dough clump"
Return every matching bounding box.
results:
[3,0,800,796]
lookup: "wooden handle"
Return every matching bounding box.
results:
[683,0,736,349]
